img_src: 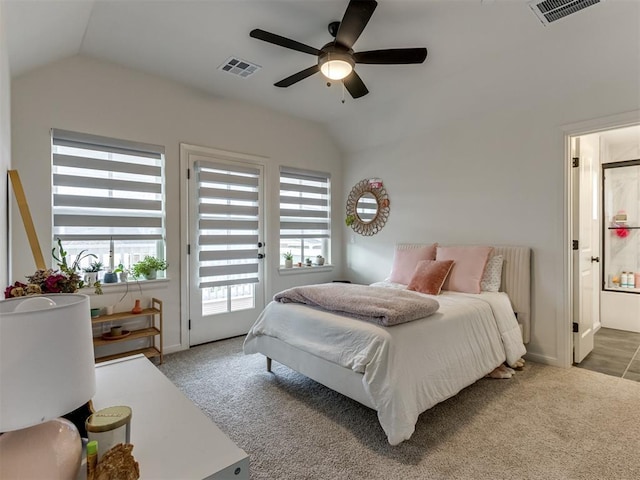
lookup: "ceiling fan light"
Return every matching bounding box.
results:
[319,53,354,80]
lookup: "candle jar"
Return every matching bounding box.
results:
[86,406,132,461]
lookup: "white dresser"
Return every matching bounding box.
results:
[91,354,249,479]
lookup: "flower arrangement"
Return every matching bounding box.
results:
[4,239,103,298]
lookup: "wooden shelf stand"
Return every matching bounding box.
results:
[92,298,163,364]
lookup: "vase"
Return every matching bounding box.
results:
[285,259,293,268]
[103,272,118,284]
[143,270,157,280]
[84,272,98,285]
[131,299,142,314]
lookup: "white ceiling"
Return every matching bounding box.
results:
[3,0,638,146]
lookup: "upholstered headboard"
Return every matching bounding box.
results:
[396,244,531,343]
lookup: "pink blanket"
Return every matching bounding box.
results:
[273,283,439,326]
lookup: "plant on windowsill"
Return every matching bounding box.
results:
[114,263,129,282]
[282,251,294,268]
[4,238,103,298]
[131,256,168,280]
[305,257,312,267]
[82,261,103,287]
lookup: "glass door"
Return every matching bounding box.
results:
[602,159,640,293]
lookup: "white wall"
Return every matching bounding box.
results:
[10,55,343,353]
[337,55,640,367]
[0,1,10,285]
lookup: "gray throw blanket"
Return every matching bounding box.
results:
[273,283,440,326]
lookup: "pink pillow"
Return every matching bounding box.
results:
[407,260,455,295]
[436,246,494,294]
[389,244,437,285]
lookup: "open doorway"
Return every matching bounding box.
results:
[570,123,640,382]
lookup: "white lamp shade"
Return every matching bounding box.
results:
[0,294,96,432]
[320,59,353,80]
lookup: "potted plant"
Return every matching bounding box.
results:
[83,261,103,284]
[131,256,168,280]
[316,255,325,266]
[282,251,294,268]
[305,257,312,267]
[114,263,129,282]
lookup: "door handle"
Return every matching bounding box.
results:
[257,253,265,259]
[590,256,600,263]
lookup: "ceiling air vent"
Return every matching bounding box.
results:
[218,57,261,78]
[528,0,604,26]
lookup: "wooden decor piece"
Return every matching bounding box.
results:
[8,170,46,270]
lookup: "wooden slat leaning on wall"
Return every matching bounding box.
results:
[8,170,46,270]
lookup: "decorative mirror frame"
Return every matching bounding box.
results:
[345,178,390,236]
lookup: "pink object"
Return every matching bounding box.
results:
[131,299,142,314]
[436,246,494,294]
[407,260,455,295]
[615,227,629,238]
[389,244,438,285]
[0,418,82,479]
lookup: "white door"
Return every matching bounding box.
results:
[573,135,600,363]
[185,147,265,346]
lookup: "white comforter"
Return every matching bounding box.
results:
[244,285,526,445]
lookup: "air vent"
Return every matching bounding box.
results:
[528,0,604,25]
[218,57,261,78]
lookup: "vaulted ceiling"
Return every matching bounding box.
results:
[3,0,638,151]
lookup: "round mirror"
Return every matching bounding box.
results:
[356,192,378,223]
[345,178,390,236]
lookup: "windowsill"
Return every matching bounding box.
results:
[82,277,170,295]
[278,265,334,275]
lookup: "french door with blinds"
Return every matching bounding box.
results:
[186,146,265,346]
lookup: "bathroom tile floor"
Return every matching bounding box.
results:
[576,327,640,382]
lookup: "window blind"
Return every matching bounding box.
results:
[279,167,330,240]
[52,129,165,242]
[196,160,261,289]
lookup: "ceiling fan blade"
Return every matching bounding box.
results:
[343,70,369,98]
[335,0,378,49]
[250,29,321,56]
[354,48,428,64]
[274,65,320,87]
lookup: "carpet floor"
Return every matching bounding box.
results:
[158,336,640,480]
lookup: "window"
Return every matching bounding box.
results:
[279,167,331,265]
[51,129,166,275]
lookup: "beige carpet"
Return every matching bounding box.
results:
[159,336,640,480]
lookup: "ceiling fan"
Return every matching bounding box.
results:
[250,0,427,99]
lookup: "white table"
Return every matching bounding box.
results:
[91,354,249,479]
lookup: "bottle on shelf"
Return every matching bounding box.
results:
[629,271,636,288]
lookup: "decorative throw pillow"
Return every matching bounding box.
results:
[436,246,494,294]
[407,260,455,295]
[389,244,438,285]
[481,255,504,292]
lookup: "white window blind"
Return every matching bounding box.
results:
[197,160,261,289]
[280,167,331,241]
[52,129,165,243]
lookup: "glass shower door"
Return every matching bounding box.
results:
[602,160,640,292]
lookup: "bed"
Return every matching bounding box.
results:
[243,245,530,445]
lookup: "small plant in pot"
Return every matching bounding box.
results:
[316,255,325,266]
[282,251,294,268]
[114,263,129,282]
[305,257,312,267]
[131,256,167,280]
[83,260,103,286]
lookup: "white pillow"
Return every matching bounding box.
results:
[481,255,503,292]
